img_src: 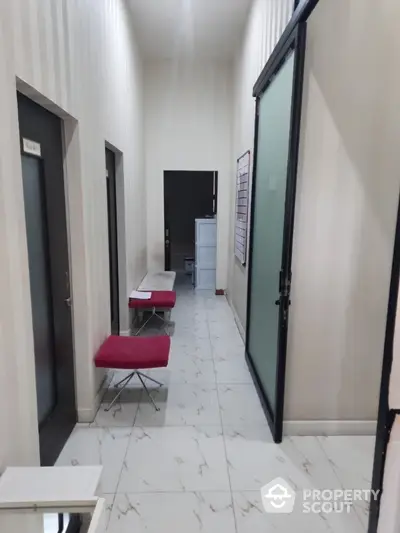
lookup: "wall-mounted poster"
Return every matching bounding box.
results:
[235,150,250,265]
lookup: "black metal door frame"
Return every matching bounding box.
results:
[164,174,172,271]
[105,147,120,335]
[245,23,307,444]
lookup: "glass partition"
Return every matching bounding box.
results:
[247,51,295,419]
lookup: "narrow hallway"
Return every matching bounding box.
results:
[57,286,374,532]
[2,1,399,531]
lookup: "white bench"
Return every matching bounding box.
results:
[129,271,176,333]
[0,466,104,533]
[138,271,176,291]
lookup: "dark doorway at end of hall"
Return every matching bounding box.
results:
[163,171,217,285]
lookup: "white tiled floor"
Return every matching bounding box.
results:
[56,283,375,532]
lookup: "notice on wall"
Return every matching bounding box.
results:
[235,150,250,265]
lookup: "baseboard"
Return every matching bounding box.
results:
[226,294,246,342]
[283,420,377,436]
[119,329,132,336]
[77,371,113,423]
[77,406,98,424]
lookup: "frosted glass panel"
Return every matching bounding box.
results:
[248,52,295,414]
[22,155,56,425]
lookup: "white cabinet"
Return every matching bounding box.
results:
[195,218,216,289]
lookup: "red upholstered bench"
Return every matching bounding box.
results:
[95,335,170,411]
[129,290,176,335]
[129,291,176,309]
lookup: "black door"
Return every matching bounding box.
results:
[164,171,217,271]
[18,93,76,465]
[105,148,119,335]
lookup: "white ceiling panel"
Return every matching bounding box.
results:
[128,0,252,59]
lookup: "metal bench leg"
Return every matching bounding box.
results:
[153,312,171,334]
[134,305,173,336]
[134,313,153,336]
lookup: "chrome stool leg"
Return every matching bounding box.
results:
[105,371,135,411]
[113,373,134,388]
[136,371,163,387]
[136,372,162,412]
[105,370,164,412]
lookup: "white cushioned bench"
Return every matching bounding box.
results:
[129,271,176,334]
[138,271,176,291]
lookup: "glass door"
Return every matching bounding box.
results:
[246,25,306,442]
[21,155,57,425]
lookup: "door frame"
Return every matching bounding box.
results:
[163,172,171,272]
[105,146,120,335]
[15,79,98,439]
[17,92,77,465]
[163,170,218,272]
[105,141,128,337]
[245,23,307,443]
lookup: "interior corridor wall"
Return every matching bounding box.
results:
[228,0,294,331]
[285,0,400,432]
[144,60,232,290]
[0,0,145,469]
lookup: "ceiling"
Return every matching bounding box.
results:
[128,0,253,60]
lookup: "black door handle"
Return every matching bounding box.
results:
[275,298,291,306]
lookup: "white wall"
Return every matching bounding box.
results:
[285,0,400,430]
[228,0,294,328]
[0,0,145,469]
[144,60,232,289]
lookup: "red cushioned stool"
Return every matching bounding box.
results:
[95,335,170,411]
[129,291,176,336]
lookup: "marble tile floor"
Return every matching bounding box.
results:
[56,284,375,533]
